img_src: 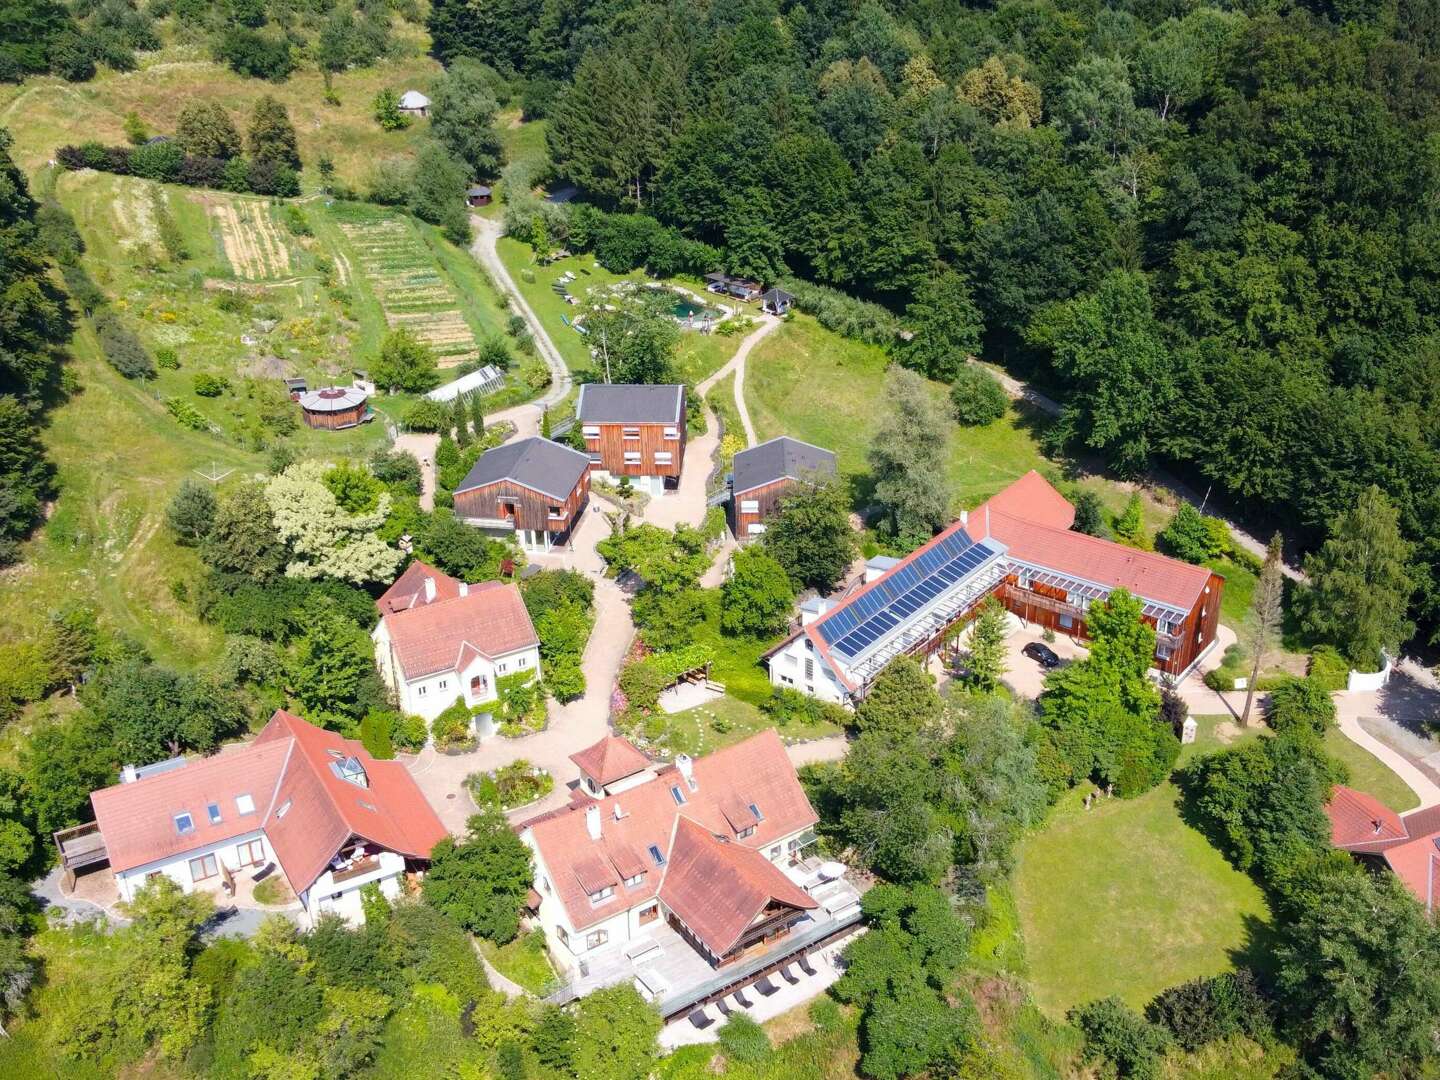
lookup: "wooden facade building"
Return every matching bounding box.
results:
[298,385,370,430]
[576,383,687,495]
[453,436,591,552]
[730,436,837,539]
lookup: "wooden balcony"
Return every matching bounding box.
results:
[996,584,1182,654]
[54,822,107,871]
[331,856,380,884]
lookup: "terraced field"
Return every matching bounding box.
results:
[333,208,481,366]
[199,194,295,280]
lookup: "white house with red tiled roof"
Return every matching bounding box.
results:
[767,471,1224,704]
[86,710,447,926]
[1326,785,1440,909]
[517,732,862,1021]
[371,561,541,722]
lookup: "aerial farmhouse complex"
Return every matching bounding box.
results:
[518,731,860,1023]
[768,471,1223,704]
[371,561,541,722]
[63,710,446,927]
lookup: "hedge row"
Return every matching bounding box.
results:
[56,142,300,197]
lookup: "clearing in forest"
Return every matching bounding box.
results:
[201,194,294,280]
[335,209,479,365]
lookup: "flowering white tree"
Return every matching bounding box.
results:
[263,460,402,584]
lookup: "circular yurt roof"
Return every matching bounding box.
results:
[299,386,368,412]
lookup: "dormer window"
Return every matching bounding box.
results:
[623,872,645,887]
[589,885,614,904]
[206,802,222,825]
[737,825,756,839]
[174,812,195,836]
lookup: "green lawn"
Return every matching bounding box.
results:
[494,238,737,384]
[476,930,559,995]
[745,316,1053,512]
[1324,727,1420,812]
[1013,716,1273,1017]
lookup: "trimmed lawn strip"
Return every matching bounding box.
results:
[1323,726,1420,813]
[476,930,559,995]
[1013,716,1273,1017]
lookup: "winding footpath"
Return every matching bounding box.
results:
[696,316,780,448]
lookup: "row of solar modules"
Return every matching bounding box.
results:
[1015,563,1190,627]
[825,535,1005,660]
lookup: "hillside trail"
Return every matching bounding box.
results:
[696,316,780,448]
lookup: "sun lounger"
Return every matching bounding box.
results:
[798,954,818,977]
[731,989,753,1008]
[688,1008,713,1030]
[755,976,779,997]
[715,998,732,1017]
[779,964,800,985]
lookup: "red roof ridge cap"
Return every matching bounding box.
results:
[260,732,298,824]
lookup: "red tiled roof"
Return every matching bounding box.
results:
[1326,784,1407,852]
[569,735,652,787]
[659,817,816,956]
[380,580,538,679]
[523,730,817,933]
[92,710,448,896]
[971,469,1075,530]
[377,560,464,616]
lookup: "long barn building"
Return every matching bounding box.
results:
[766,471,1223,704]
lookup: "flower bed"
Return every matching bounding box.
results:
[466,760,554,811]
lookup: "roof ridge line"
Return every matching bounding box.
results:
[260,734,297,824]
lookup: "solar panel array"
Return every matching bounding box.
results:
[818,531,1004,660]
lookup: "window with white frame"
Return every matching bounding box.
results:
[737,825,756,839]
[438,680,448,690]
[174,812,195,836]
[189,854,218,882]
[622,427,640,439]
[235,793,255,815]
[739,499,759,513]
[206,802,222,825]
[654,452,672,465]
[623,451,641,464]
[589,885,614,904]
[549,505,564,518]
[586,929,608,949]
[663,426,679,440]
[417,685,427,696]
[804,658,814,679]
[623,873,645,887]
[582,425,600,438]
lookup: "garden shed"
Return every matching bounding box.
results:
[298,385,372,430]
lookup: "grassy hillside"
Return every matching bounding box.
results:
[0,52,442,190]
[0,166,511,666]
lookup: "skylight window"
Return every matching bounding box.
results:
[330,756,369,788]
[358,800,377,812]
[174,812,195,835]
[276,798,292,819]
[748,802,764,822]
[648,844,666,867]
[206,802,222,825]
[669,785,686,806]
[235,793,255,815]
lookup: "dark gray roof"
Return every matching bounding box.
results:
[732,436,836,494]
[467,185,492,196]
[575,383,684,425]
[455,437,590,501]
[762,287,794,302]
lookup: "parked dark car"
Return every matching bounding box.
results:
[1022,641,1061,668]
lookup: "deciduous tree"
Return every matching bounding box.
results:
[762,478,856,593]
[264,461,402,584]
[247,95,300,170]
[720,547,795,638]
[869,366,952,541]
[423,807,533,943]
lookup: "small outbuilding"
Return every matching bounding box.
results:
[761,287,794,316]
[283,377,308,400]
[398,90,430,117]
[299,385,371,430]
[466,185,492,207]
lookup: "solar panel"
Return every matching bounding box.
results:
[819,532,1003,661]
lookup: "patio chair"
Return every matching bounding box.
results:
[779,964,800,985]
[731,989,753,1009]
[755,976,779,997]
[798,954,818,977]
[715,998,733,1017]
[687,1008,714,1030]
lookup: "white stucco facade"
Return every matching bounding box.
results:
[766,636,850,705]
[372,618,542,723]
[114,828,273,903]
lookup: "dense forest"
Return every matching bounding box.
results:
[432,0,1440,640]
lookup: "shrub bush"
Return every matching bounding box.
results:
[392,713,428,753]
[128,140,185,182]
[778,276,902,346]
[166,396,208,430]
[1266,677,1336,739]
[761,687,849,729]
[1146,970,1271,1052]
[1070,996,1171,1080]
[949,366,1008,426]
[1308,645,1349,692]
[431,698,475,751]
[360,709,396,759]
[193,372,229,397]
[717,1014,771,1064]
[155,346,179,369]
[405,397,450,433]
[93,309,155,379]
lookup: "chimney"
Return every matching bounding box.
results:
[960,509,968,526]
[585,804,602,841]
[676,753,696,791]
[613,802,626,821]
[423,576,436,603]
[459,581,469,597]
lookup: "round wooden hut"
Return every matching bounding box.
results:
[298,386,370,430]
